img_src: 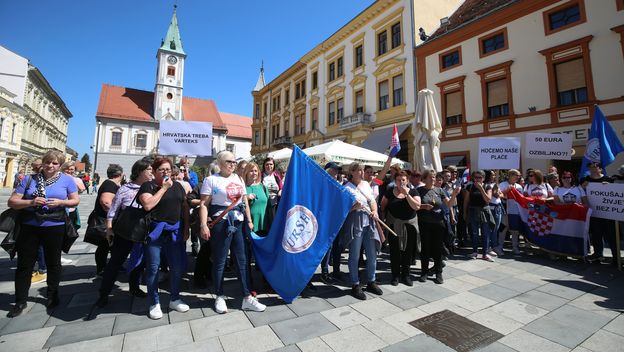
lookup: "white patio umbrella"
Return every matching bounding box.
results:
[412,89,443,172]
[301,140,408,169]
[267,147,293,161]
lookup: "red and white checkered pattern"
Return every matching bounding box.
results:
[528,210,554,236]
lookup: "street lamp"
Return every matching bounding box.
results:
[93,121,102,174]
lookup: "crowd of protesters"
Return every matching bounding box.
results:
[5,148,622,319]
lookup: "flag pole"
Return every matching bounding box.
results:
[616,221,622,271]
[361,207,398,237]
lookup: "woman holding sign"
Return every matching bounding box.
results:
[199,151,266,314]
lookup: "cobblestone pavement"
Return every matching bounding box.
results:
[0,190,622,351]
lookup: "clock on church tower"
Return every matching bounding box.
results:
[154,6,186,121]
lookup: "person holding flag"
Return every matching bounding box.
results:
[251,147,356,303]
[579,105,623,266]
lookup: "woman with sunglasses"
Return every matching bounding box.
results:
[138,157,190,319]
[523,170,554,200]
[554,171,588,205]
[199,151,265,314]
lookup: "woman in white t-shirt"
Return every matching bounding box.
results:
[523,169,554,200]
[340,162,383,300]
[199,151,265,314]
[554,171,588,205]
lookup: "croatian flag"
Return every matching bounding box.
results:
[389,124,401,157]
[507,187,591,256]
[579,105,624,178]
[461,168,470,183]
[251,146,355,303]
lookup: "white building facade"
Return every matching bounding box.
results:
[415,0,624,174]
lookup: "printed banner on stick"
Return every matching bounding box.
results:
[586,183,624,221]
[159,120,213,156]
[478,137,520,170]
[525,133,572,160]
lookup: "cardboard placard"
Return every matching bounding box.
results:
[525,133,573,160]
[478,137,520,170]
[586,183,624,221]
[159,120,213,156]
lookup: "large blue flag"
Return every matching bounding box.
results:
[580,105,624,177]
[251,146,355,303]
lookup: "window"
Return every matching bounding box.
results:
[445,91,463,126]
[337,57,344,77]
[262,129,266,145]
[479,29,508,58]
[135,133,147,148]
[355,91,364,113]
[555,58,588,106]
[543,1,586,35]
[284,118,290,136]
[0,118,4,139]
[355,45,363,68]
[312,71,318,90]
[329,62,336,81]
[393,75,403,107]
[312,108,318,130]
[254,103,260,119]
[11,123,16,143]
[301,79,306,96]
[549,4,580,30]
[295,115,300,136]
[263,102,267,116]
[226,144,235,153]
[487,79,509,119]
[111,131,122,146]
[378,80,389,111]
[391,22,401,49]
[167,66,175,76]
[377,31,387,56]
[277,95,281,109]
[337,99,344,124]
[285,89,290,105]
[254,130,260,145]
[295,83,301,99]
[440,49,461,70]
[328,101,335,125]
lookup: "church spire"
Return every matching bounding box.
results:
[159,4,185,55]
[253,61,266,91]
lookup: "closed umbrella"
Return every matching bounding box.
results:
[412,89,443,172]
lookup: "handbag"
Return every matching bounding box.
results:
[63,212,79,253]
[84,210,108,247]
[112,193,151,242]
[1,176,34,258]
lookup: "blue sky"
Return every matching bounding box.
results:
[0,0,374,158]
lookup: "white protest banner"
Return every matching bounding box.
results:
[159,120,213,156]
[525,133,573,160]
[586,183,624,221]
[478,137,520,170]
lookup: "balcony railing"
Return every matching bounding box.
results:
[274,136,293,145]
[339,112,372,130]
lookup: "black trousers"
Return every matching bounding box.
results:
[389,223,416,278]
[15,224,65,304]
[419,220,445,274]
[194,239,212,281]
[95,244,110,273]
[99,235,144,296]
[589,217,616,257]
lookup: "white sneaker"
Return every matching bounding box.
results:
[482,254,495,262]
[241,295,266,312]
[215,296,228,314]
[169,299,189,313]
[60,257,73,265]
[149,304,163,319]
[488,250,498,257]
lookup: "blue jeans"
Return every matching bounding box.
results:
[36,246,47,273]
[210,220,250,297]
[144,233,185,305]
[487,204,503,249]
[347,227,377,285]
[469,207,490,254]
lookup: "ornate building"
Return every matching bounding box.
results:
[0,45,72,185]
[93,6,251,177]
[0,86,26,187]
[251,0,462,165]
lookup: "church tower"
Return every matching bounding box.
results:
[154,5,185,120]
